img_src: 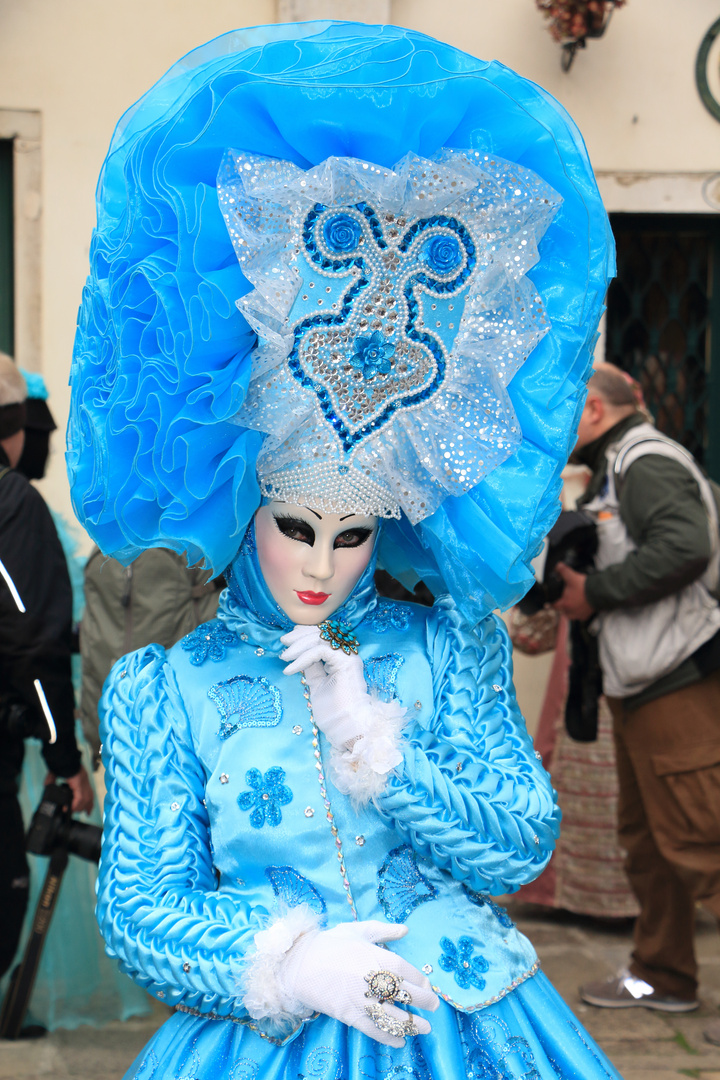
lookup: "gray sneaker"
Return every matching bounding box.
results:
[579,970,699,1013]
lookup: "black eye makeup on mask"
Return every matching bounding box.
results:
[333,527,373,549]
[273,514,315,545]
[273,513,374,550]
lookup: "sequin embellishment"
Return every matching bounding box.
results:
[180,621,238,665]
[369,600,411,634]
[284,202,479,455]
[265,866,327,918]
[439,936,490,990]
[208,675,282,739]
[237,767,292,829]
[462,885,515,929]
[377,844,438,923]
[465,1012,553,1080]
[219,149,559,525]
[363,653,405,703]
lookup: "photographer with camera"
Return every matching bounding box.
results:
[554,363,720,1035]
[0,355,92,980]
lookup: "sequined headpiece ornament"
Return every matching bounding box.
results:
[218,148,559,522]
[68,22,614,626]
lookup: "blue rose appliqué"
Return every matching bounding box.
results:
[439,936,490,991]
[351,332,395,379]
[423,234,462,275]
[237,767,292,829]
[323,213,362,253]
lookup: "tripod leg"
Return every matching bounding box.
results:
[0,847,68,1039]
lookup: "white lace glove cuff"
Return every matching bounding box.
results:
[330,696,407,805]
[240,905,321,1029]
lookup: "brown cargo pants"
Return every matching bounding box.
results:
[607,671,720,1001]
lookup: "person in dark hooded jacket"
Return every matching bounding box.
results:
[0,354,92,978]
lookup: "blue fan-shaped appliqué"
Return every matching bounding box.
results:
[181,621,239,665]
[369,600,411,634]
[377,844,438,923]
[438,936,490,991]
[462,884,515,929]
[364,653,405,703]
[237,767,292,829]
[265,866,327,918]
[208,675,282,739]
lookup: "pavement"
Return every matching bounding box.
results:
[1,901,719,1079]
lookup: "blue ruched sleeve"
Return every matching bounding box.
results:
[377,598,560,894]
[97,645,267,1015]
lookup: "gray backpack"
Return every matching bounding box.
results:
[613,431,720,601]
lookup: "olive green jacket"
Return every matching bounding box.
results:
[577,414,719,708]
[79,547,221,759]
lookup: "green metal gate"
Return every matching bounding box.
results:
[606,213,720,480]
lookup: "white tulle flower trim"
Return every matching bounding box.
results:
[329,697,408,806]
[240,905,320,1027]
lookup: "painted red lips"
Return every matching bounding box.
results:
[295,590,330,605]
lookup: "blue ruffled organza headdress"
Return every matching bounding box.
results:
[68,21,614,626]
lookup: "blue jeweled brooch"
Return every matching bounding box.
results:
[319,619,359,655]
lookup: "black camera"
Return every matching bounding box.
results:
[26,782,102,864]
[518,510,598,616]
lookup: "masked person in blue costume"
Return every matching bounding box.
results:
[67,21,622,1080]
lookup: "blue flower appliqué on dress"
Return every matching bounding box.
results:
[180,621,238,665]
[377,844,438,923]
[237,767,292,829]
[462,884,515,929]
[364,654,405,703]
[208,675,282,739]
[369,600,410,634]
[265,866,327,918]
[439,936,490,991]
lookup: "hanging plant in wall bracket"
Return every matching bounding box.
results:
[536,0,627,72]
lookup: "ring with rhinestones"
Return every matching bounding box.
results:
[364,1003,418,1038]
[319,618,359,655]
[364,969,411,1005]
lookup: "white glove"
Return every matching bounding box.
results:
[279,920,438,1047]
[281,624,374,749]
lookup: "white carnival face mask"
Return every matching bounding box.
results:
[255,501,377,625]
